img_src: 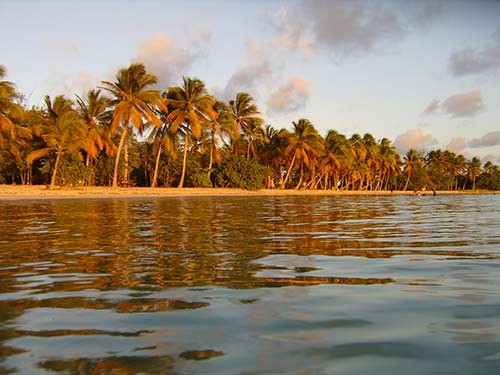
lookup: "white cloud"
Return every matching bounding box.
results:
[393,128,438,154]
[267,76,310,115]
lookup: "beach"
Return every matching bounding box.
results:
[0,184,493,200]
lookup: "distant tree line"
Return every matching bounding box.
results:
[1,64,499,190]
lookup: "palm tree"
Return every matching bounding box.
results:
[28,95,85,187]
[75,90,114,174]
[206,101,237,180]
[281,118,324,189]
[378,138,400,190]
[100,63,165,187]
[229,92,265,159]
[403,149,425,191]
[0,66,26,149]
[149,118,178,188]
[165,77,216,188]
[466,157,482,190]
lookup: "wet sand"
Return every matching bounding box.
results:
[0,185,494,200]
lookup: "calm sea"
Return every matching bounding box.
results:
[0,194,499,374]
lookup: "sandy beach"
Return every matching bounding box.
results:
[0,184,495,200]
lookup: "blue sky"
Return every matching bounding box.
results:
[2,0,499,162]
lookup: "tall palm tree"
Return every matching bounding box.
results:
[467,157,482,190]
[281,118,324,189]
[149,118,178,188]
[206,101,237,180]
[28,95,85,187]
[378,138,400,190]
[229,92,265,159]
[75,89,114,169]
[165,77,216,188]
[100,63,165,187]
[403,149,425,191]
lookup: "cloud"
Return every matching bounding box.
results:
[45,70,99,99]
[441,90,483,118]
[270,9,311,55]
[405,0,445,28]
[267,76,310,115]
[448,26,500,77]
[446,137,466,153]
[300,0,406,59]
[421,99,440,116]
[421,90,484,118]
[469,131,500,148]
[393,128,438,154]
[48,40,80,57]
[216,40,274,101]
[134,31,210,89]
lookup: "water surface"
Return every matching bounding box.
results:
[1,194,499,374]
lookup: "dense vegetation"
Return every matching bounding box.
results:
[1,64,499,190]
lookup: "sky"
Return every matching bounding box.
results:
[1,0,500,162]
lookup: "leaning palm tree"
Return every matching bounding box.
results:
[28,95,86,187]
[100,63,165,187]
[164,77,216,188]
[149,117,178,188]
[229,92,265,159]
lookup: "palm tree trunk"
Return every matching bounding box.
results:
[246,139,252,160]
[124,141,129,182]
[403,173,411,191]
[178,131,189,188]
[152,144,162,188]
[112,127,128,187]
[208,133,215,179]
[281,154,296,189]
[50,150,63,187]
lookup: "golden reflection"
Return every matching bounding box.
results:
[39,355,174,375]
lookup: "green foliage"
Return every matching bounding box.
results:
[40,154,92,186]
[189,168,213,188]
[214,155,270,190]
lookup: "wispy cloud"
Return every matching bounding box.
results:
[448,26,500,77]
[267,76,310,115]
[134,30,211,89]
[446,137,466,153]
[469,131,500,148]
[421,99,440,116]
[421,90,483,118]
[47,40,80,57]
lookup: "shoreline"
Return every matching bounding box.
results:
[0,185,496,200]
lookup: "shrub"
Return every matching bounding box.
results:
[214,155,270,190]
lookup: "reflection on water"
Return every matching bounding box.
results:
[0,195,499,374]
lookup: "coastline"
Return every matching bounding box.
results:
[0,185,496,200]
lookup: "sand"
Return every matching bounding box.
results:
[0,184,495,200]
